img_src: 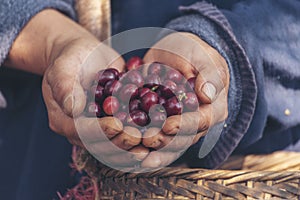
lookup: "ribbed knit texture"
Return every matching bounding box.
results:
[167,1,257,168]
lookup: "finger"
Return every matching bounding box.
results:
[143,130,190,151]
[110,126,142,151]
[143,49,195,79]
[162,107,212,135]
[76,116,123,143]
[141,151,182,168]
[128,145,150,161]
[44,81,123,143]
[98,146,148,167]
[194,66,228,103]
[143,127,167,149]
[42,78,80,139]
[80,45,125,88]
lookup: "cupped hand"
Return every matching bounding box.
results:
[141,32,229,168]
[39,11,147,167]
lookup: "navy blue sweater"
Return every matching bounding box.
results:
[0,0,300,199]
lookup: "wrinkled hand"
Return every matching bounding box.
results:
[41,15,147,167]
[141,32,229,168]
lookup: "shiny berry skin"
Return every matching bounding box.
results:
[123,70,144,87]
[126,56,143,71]
[164,96,183,116]
[104,80,122,96]
[90,84,104,102]
[138,87,151,98]
[114,112,127,123]
[166,69,183,84]
[148,62,165,76]
[129,110,149,127]
[149,111,167,127]
[120,103,128,111]
[103,96,120,115]
[86,102,102,117]
[183,92,199,112]
[129,99,141,112]
[158,96,166,105]
[176,84,186,95]
[119,84,138,103]
[97,68,119,86]
[144,74,161,88]
[141,91,159,112]
[187,77,196,91]
[159,80,177,98]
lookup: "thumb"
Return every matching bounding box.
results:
[61,81,86,117]
[45,65,86,117]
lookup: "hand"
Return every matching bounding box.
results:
[7,9,148,167]
[141,32,229,168]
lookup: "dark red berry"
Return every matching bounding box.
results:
[176,84,186,95]
[86,102,102,117]
[159,80,177,98]
[129,99,141,112]
[97,68,119,86]
[148,62,165,76]
[119,84,138,103]
[126,56,143,71]
[166,69,183,84]
[138,87,151,98]
[104,80,122,96]
[144,74,161,88]
[129,110,149,127]
[123,70,144,87]
[103,96,120,115]
[187,77,196,91]
[141,91,159,112]
[90,84,104,102]
[164,96,183,116]
[158,96,167,105]
[183,92,199,112]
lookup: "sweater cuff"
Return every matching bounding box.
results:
[166,1,257,168]
[0,0,76,65]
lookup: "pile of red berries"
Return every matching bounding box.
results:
[85,56,199,130]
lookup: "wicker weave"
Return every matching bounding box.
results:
[85,151,300,200]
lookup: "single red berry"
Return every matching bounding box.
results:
[104,80,122,96]
[86,102,102,117]
[187,77,196,91]
[126,56,143,71]
[129,110,149,127]
[141,91,159,113]
[164,96,183,116]
[97,68,119,86]
[138,87,151,98]
[183,92,199,112]
[103,96,120,115]
[129,99,141,113]
[166,69,183,84]
[144,74,161,88]
[148,62,165,76]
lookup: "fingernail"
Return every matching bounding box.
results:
[201,82,216,101]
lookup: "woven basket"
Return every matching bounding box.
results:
[79,151,300,200]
